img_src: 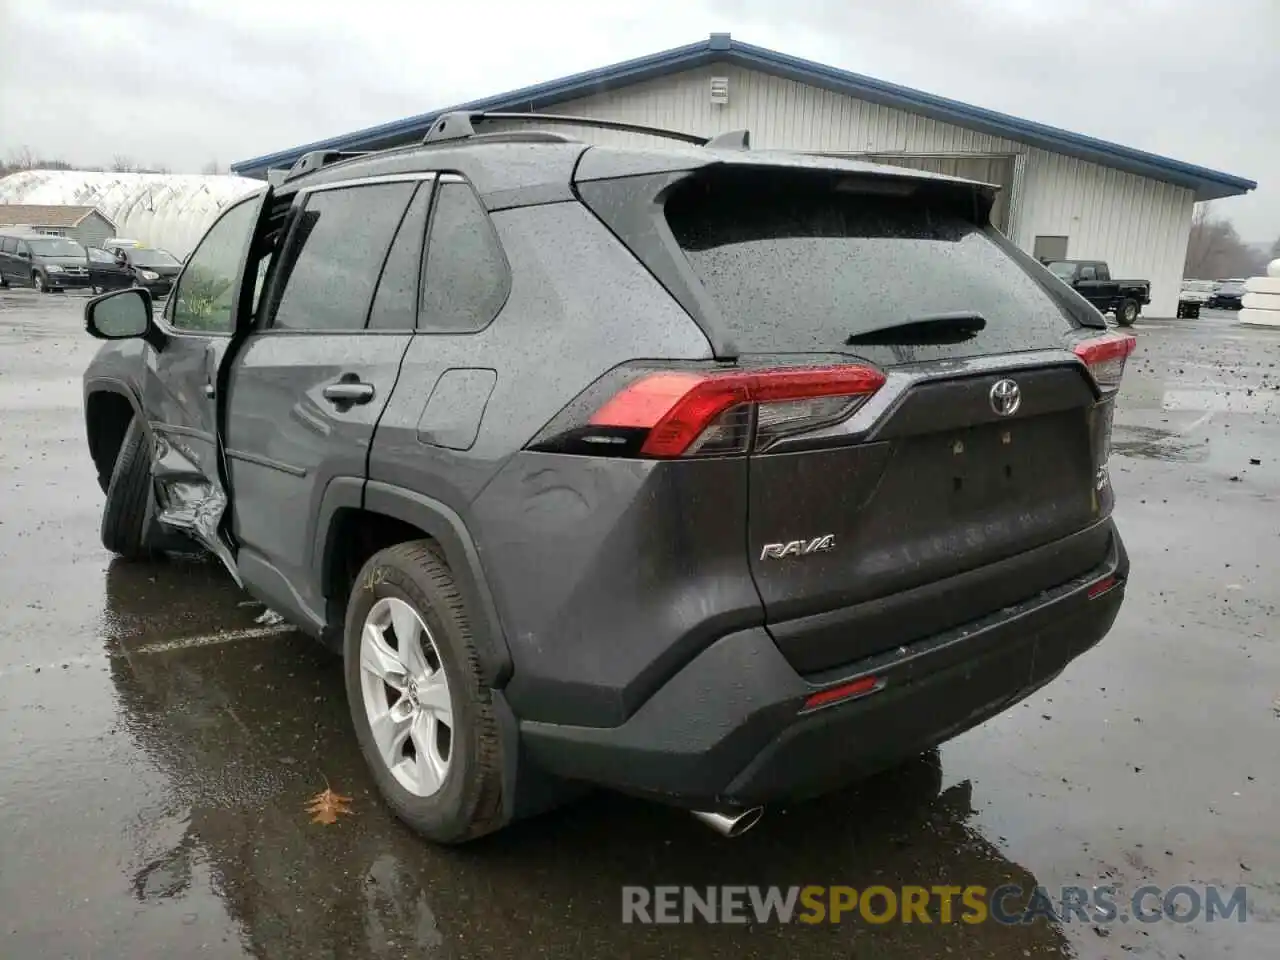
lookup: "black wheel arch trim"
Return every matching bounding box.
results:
[83,377,148,469]
[313,477,513,687]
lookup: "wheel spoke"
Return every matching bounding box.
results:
[369,699,413,769]
[388,600,426,675]
[360,623,407,690]
[416,670,452,727]
[412,713,448,792]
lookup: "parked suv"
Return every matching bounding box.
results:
[81,114,1132,844]
[0,230,92,292]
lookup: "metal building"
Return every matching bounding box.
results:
[234,33,1256,317]
[0,204,116,248]
[0,171,262,259]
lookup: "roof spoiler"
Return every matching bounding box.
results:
[422,111,750,151]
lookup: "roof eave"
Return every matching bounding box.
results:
[231,35,1255,202]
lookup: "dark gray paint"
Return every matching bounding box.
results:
[416,368,497,450]
[223,330,414,624]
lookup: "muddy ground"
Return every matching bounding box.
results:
[1,289,1276,958]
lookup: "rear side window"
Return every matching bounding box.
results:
[420,181,509,332]
[665,173,1074,353]
[268,181,416,332]
[367,182,431,331]
[0,238,15,254]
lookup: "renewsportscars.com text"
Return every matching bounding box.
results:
[621,884,1248,925]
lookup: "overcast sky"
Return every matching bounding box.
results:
[1,0,1274,241]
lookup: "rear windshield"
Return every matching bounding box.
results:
[666,175,1075,354]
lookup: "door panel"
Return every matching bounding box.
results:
[142,190,269,574]
[223,332,413,619]
[219,178,430,624]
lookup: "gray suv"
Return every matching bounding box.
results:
[80,113,1132,843]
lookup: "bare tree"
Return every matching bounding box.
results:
[111,154,139,173]
[200,159,225,175]
[1185,203,1266,279]
[0,146,73,177]
[1270,235,1280,263]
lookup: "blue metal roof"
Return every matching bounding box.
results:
[232,33,1255,201]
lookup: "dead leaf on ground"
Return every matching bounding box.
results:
[306,787,354,825]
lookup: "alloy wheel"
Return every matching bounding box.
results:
[358,596,454,797]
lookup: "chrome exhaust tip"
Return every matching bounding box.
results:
[691,806,764,838]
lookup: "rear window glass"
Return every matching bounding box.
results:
[666,175,1074,353]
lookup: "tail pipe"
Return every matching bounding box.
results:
[691,807,764,838]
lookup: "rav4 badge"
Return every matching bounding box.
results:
[760,534,836,561]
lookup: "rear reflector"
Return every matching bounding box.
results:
[588,366,885,458]
[1074,333,1137,390]
[1088,575,1120,599]
[802,675,884,711]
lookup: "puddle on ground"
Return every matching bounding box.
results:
[1111,425,1210,463]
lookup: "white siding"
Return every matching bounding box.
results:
[533,62,1023,156]
[526,62,1193,316]
[1016,150,1194,316]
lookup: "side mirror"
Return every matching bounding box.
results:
[86,287,153,340]
[17,250,29,259]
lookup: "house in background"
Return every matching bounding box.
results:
[232,32,1255,317]
[0,204,117,248]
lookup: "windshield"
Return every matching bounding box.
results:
[87,248,117,263]
[1046,261,1077,280]
[665,174,1074,354]
[127,248,181,267]
[26,237,87,257]
[1184,281,1216,292]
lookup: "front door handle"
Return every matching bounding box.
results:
[322,381,375,405]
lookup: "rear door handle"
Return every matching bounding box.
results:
[322,381,375,405]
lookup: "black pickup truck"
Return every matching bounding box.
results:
[1045,260,1151,326]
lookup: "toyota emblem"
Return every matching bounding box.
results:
[989,379,1021,417]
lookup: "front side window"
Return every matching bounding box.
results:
[420,181,510,332]
[267,182,416,332]
[171,197,261,333]
[1079,265,1097,281]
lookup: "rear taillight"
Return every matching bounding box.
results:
[533,365,885,458]
[1073,332,1137,391]
[1074,332,1135,492]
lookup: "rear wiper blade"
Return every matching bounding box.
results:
[845,312,986,346]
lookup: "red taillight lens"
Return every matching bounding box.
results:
[588,365,885,458]
[1074,332,1137,390]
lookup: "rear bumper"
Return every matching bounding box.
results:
[520,523,1127,808]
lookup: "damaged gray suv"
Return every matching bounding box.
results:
[81,113,1132,843]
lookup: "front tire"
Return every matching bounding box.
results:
[33,272,47,293]
[1116,298,1139,326]
[100,418,156,560]
[344,541,507,844]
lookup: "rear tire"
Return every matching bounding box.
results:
[1117,298,1139,326]
[344,540,508,844]
[100,418,156,560]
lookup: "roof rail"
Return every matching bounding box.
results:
[422,111,750,150]
[282,149,371,183]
